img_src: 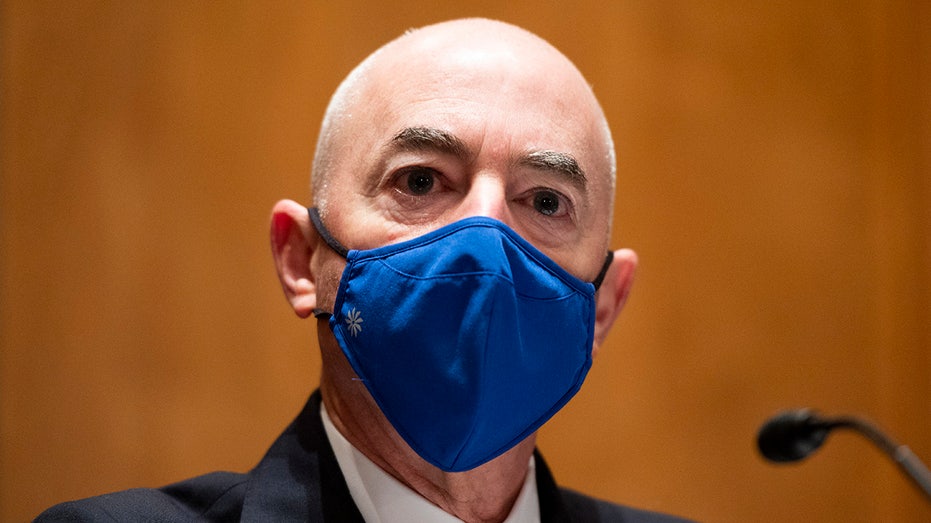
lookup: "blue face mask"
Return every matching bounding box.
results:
[309,208,612,472]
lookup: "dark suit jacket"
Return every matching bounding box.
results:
[36,391,694,522]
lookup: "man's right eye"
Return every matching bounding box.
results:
[401,167,437,195]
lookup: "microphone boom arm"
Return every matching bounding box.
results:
[758,409,931,503]
[830,414,931,502]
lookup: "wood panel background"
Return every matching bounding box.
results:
[2,2,928,522]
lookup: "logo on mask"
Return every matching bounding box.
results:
[345,308,363,336]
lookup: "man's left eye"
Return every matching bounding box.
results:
[404,168,436,195]
[533,190,562,216]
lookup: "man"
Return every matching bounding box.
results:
[37,19,693,523]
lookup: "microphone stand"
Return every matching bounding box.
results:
[825,414,931,502]
[758,409,931,503]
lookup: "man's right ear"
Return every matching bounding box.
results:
[270,199,317,318]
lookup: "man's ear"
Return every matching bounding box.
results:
[592,248,638,356]
[270,199,318,318]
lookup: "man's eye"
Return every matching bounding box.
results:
[403,168,436,195]
[533,190,561,216]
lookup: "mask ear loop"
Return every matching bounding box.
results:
[307,207,350,258]
[591,251,614,291]
[307,207,351,318]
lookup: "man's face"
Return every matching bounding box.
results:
[315,30,615,291]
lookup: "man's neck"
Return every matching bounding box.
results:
[318,330,536,523]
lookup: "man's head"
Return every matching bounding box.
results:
[269,17,637,474]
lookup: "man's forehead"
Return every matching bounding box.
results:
[358,35,601,151]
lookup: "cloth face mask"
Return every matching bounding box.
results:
[309,208,612,472]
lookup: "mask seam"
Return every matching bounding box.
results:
[447,290,497,471]
[445,296,595,471]
[365,260,584,302]
[347,217,597,292]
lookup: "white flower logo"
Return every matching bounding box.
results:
[345,307,363,337]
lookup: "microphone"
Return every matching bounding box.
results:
[757,409,931,503]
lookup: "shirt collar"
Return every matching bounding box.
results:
[321,402,540,523]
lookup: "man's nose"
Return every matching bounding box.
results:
[456,174,511,224]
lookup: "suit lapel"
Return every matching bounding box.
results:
[535,450,587,523]
[240,391,364,522]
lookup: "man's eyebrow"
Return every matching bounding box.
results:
[519,150,587,190]
[385,128,586,190]
[388,126,471,159]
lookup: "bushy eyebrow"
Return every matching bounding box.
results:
[389,126,471,160]
[386,126,587,190]
[518,150,587,191]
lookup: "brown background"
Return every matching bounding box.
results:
[2,2,929,522]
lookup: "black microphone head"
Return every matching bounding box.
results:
[757,409,831,463]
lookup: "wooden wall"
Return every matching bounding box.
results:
[2,2,928,521]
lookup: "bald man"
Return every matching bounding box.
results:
[37,19,694,523]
